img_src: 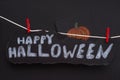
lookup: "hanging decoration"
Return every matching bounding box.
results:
[0,16,118,65]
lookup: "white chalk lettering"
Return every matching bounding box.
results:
[46,34,54,45]
[27,45,37,57]
[86,43,95,59]
[41,36,46,44]
[26,36,32,44]
[63,44,78,58]
[17,37,25,44]
[51,44,61,58]
[38,44,49,57]
[9,34,114,61]
[17,34,54,45]
[76,44,85,59]
[96,43,114,59]
[8,47,16,58]
[33,36,40,44]
[17,46,26,57]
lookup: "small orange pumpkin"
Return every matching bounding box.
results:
[67,23,90,41]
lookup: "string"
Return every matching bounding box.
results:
[0,16,119,39]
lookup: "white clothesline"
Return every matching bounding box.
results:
[0,16,119,39]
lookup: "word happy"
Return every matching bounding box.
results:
[8,34,114,60]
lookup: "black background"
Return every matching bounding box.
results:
[1,0,120,80]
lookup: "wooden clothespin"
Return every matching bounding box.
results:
[26,17,31,33]
[106,27,110,43]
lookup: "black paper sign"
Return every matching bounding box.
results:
[7,30,115,65]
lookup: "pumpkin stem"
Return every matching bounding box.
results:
[75,22,79,28]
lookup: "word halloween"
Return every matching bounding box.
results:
[7,33,114,65]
